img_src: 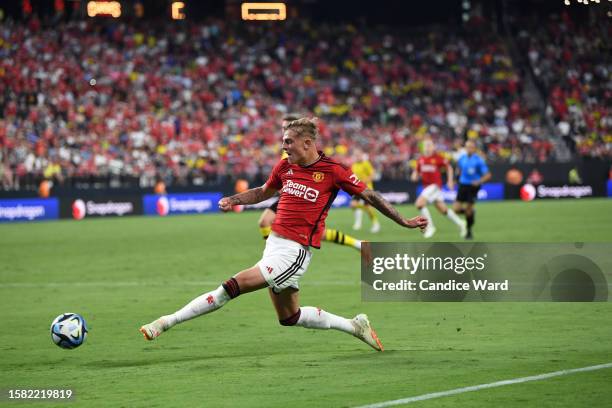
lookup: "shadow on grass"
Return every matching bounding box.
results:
[83,351,260,369]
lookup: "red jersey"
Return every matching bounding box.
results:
[265,153,366,248]
[416,154,448,187]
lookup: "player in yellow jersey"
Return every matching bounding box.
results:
[258,115,363,250]
[351,149,380,233]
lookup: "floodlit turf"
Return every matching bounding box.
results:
[1,199,611,407]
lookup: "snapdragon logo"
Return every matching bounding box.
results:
[168,198,212,213]
[283,180,320,202]
[157,196,170,216]
[72,200,86,220]
[144,193,220,216]
[521,184,594,201]
[520,184,536,201]
[537,184,593,199]
[0,205,45,220]
[380,192,410,204]
[72,199,134,219]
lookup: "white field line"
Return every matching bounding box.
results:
[353,362,612,408]
[0,280,358,288]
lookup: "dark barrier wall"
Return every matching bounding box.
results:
[1,160,609,200]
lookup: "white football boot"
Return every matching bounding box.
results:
[352,314,384,351]
[139,318,168,341]
[459,220,468,238]
[423,225,436,239]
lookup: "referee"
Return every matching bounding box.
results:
[453,140,491,239]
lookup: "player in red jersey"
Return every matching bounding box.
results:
[258,114,363,251]
[140,118,427,351]
[411,139,466,238]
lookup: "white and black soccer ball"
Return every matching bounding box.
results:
[50,313,88,349]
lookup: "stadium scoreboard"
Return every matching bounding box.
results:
[83,1,289,21]
[241,3,287,20]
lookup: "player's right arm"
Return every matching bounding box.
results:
[219,159,283,212]
[218,184,278,212]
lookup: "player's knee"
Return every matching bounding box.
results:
[279,309,301,326]
[221,277,241,299]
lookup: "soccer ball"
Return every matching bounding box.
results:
[50,313,88,349]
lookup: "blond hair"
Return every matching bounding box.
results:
[285,117,319,140]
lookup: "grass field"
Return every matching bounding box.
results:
[1,199,611,407]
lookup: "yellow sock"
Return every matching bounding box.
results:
[325,229,361,250]
[259,226,271,239]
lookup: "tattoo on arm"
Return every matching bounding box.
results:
[230,187,273,205]
[359,189,406,227]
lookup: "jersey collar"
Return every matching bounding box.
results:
[300,151,324,168]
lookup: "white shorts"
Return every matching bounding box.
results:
[420,184,443,204]
[257,233,312,293]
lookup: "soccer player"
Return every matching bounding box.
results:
[258,115,362,251]
[259,199,362,250]
[140,118,427,351]
[411,139,466,238]
[453,140,491,240]
[350,149,380,233]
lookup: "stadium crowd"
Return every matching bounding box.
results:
[0,14,607,190]
[516,11,610,159]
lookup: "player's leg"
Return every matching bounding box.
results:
[434,200,467,238]
[416,188,435,238]
[324,228,362,250]
[453,184,467,216]
[452,200,464,214]
[258,203,277,239]
[269,288,383,351]
[351,198,363,230]
[465,202,475,239]
[458,184,478,239]
[139,265,266,340]
[364,204,380,233]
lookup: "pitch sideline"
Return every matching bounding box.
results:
[353,362,612,408]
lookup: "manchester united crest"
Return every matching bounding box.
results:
[312,172,325,182]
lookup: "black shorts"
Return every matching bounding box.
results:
[456,184,480,204]
[267,199,279,213]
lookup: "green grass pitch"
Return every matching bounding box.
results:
[1,199,611,407]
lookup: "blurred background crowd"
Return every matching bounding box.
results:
[0,0,609,191]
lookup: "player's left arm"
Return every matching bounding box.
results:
[336,164,426,230]
[357,189,427,231]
